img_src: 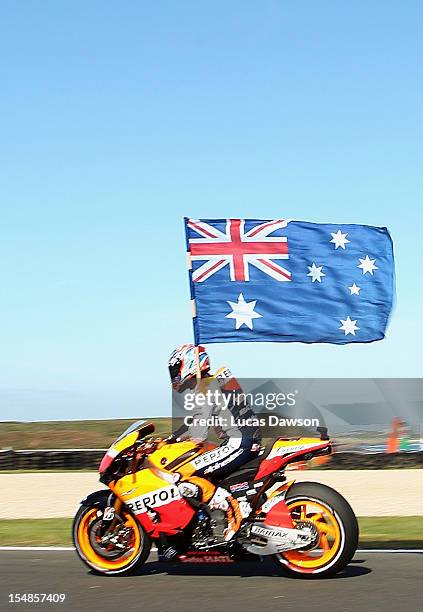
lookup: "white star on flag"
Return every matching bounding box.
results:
[330,230,350,249]
[358,255,378,275]
[226,293,262,330]
[348,283,361,295]
[339,316,360,335]
[307,263,326,283]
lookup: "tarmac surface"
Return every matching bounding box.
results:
[1,550,422,612]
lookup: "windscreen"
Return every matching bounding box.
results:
[115,420,146,442]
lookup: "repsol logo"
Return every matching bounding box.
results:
[192,444,233,468]
[125,485,181,514]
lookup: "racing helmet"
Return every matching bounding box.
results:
[168,344,210,392]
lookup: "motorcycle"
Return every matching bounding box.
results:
[73,420,358,578]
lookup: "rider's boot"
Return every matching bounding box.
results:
[208,487,243,542]
[178,479,243,543]
[157,534,179,562]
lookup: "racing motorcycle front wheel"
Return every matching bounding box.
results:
[73,501,151,576]
[273,481,359,578]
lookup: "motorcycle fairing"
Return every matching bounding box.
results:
[109,467,195,537]
[99,421,155,473]
[255,438,331,479]
[106,435,329,540]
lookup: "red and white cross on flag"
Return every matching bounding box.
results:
[187,218,291,282]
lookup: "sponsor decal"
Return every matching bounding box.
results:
[102,506,115,521]
[121,488,137,497]
[179,554,233,563]
[203,448,244,474]
[151,466,179,484]
[246,481,263,496]
[229,481,249,493]
[251,524,289,540]
[268,443,325,460]
[261,491,287,513]
[125,485,181,514]
[192,441,241,469]
[215,367,232,382]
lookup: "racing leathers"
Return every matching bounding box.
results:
[171,366,262,543]
[173,365,261,477]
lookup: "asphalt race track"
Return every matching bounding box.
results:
[1,551,422,612]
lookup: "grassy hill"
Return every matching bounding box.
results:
[0,417,312,451]
[0,418,173,450]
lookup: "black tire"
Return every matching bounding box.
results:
[273,481,359,579]
[73,503,151,576]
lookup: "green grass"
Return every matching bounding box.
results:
[0,519,73,546]
[0,517,422,548]
[0,418,173,450]
[0,469,98,473]
[358,516,423,548]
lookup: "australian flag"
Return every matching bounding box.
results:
[185,218,395,345]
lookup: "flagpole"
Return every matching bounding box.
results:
[191,293,201,381]
[184,217,202,381]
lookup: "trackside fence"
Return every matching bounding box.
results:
[1,448,423,470]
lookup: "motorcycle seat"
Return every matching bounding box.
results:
[218,441,275,486]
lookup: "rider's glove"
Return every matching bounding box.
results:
[165,434,178,444]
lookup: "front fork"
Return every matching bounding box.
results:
[99,494,124,536]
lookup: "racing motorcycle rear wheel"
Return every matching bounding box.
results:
[73,503,151,575]
[274,481,359,578]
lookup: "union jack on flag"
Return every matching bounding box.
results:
[184,218,394,346]
[187,218,291,282]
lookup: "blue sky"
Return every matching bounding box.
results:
[1,1,422,420]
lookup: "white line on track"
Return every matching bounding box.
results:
[0,546,76,551]
[0,546,159,552]
[357,548,423,553]
[0,547,422,553]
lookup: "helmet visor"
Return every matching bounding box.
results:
[168,360,181,383]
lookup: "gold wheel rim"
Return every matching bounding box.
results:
[77,508,141,571]
[281,498,342,571]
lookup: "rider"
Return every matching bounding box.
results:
[161,344,262,558]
